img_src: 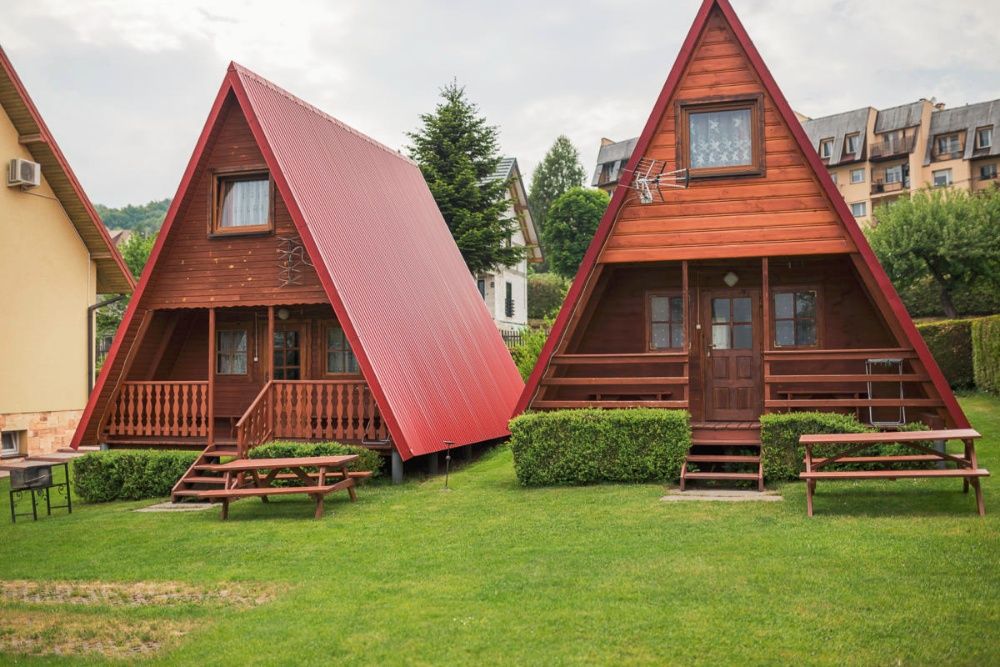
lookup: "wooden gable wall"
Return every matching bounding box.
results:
[141,93,327,309]
[600,7,856,264]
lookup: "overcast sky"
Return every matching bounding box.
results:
[2,0,999,208]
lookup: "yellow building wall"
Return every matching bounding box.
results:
[0,103,96,418]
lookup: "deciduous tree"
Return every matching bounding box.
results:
[543,187,610,279]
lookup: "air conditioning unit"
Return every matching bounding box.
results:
[7,158,41,188]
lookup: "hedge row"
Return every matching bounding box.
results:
[760,412,930,481]
[74,450,199,502]
[508,409,690,486]
[972,315,1000,394]
[916,318,974,388]
[249,441,383,478]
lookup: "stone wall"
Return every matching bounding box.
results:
[0,410,83,457]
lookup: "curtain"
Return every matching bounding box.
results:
[688,108,752,169]
[221,178,269,228]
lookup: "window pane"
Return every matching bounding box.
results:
[732,324,752,349]
[795,319,817,346]
[651,323,669,349]
[775,320,794,347]
[286,368,300,380]
[329,352,344,373]
[220,178,269,228]
[670,325,684,349]
[347,352,359,373]
[650,296,670,322]
[232,352,247,374]
[712,324,730,349]
[732,297,751,323]
[670,297,684,322]
[795,291,816,318]
[712,298,729,323]
[774,293,794,319]
[688,108,752,169]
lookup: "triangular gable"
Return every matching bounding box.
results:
[0,47,133,293]
[75,64,523,458]
[516,0,967,429]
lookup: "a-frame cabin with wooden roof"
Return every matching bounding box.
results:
[71,63,524,493]
[517,0,968,488]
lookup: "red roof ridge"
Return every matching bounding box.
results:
[229,61,417,167]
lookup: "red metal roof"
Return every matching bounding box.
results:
[515,0,968,430]
[230,64,523,458]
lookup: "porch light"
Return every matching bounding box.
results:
[723,271,739,287]
[277,308,290,321]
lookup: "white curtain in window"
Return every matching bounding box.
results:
[689,109,752,169]
[221,179,269,228]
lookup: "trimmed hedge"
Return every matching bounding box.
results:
[508,409,690,486]
[760,412,929,481]
[972,315,1000,394]
[74,450,199,502]
[249,441,383,478]
[916,318,974,388]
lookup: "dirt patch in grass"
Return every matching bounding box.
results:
[0,610,192,659]
[1,579,275,608]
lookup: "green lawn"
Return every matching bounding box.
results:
[1,394,999,665]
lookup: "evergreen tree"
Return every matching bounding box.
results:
[543,187,610,279]
[528,136,586,237]
[407,81,521,275]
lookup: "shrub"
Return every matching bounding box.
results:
[972,315,1000,394]
[249,441,383,478]
[898,275,1000,318]
[528,273,569,320]
[916,318,974,388]
[508,409,690,486]
[510,323,551,380]
[759,413,929,481]
[73,450,199,502]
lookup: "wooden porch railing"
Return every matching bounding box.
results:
[763,348,943,414]
[535,352,690,409]
[105,381,209,438]
[236,380,388,456]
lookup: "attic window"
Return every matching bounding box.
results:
[212,171,273,235]
[935,133,962,159]
[975,126,993,151]
[678,96,764,178]
[819,138,834,159]
[845,133,861,155]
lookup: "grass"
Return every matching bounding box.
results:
[0,394,998,665]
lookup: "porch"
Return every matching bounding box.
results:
[99,304,388,453]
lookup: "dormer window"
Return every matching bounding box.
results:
[976,126,993,151]
[935,133,962,158]
[819,138,834,160]
[845,133,860,155]
[678,95,764,179]
[212,170,273,235]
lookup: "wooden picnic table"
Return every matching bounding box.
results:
[799,429,989,517]
[195,455,361,520]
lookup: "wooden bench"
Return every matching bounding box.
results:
[799,429,988,517]
[194,455,362,520]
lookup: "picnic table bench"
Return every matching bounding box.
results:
[195,455,363,520]
[799,429,988,516]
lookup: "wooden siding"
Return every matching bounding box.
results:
[598,9,855,264]
[141,94,327,309]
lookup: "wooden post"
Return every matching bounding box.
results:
[207,307,216,448]
[761,257,770,351]
[267,306,275,436]
[682,260,689,352]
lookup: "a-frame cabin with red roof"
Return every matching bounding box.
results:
[517,0,968,488]
[72,63,524,492]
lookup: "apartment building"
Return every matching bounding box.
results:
[593,97,1000,224]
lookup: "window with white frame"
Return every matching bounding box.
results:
[933,169,953,187]
[829,171,838,185]
[936,133,962,156]
[850,168,865,184]
[850,201,867,217]
[819,138,834,159]
[1,431,21,458]
[981,164,998,181]
[885,164,903,184]
[845,133,860,155]
[975,126,992,150]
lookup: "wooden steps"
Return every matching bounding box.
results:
[681,423,764,492]
[171,440,239,502]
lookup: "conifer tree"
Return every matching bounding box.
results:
[528,135,587,236]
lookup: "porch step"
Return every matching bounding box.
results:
[683,472,760,481]
[181,476,228,485]
[691,438,761,447]
[685,454,760,464]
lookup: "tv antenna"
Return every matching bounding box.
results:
[621,158,689,204]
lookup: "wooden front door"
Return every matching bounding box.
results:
[702,289,761,421]
[273,325,306,380]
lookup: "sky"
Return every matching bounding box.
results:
[2,0,999,208]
